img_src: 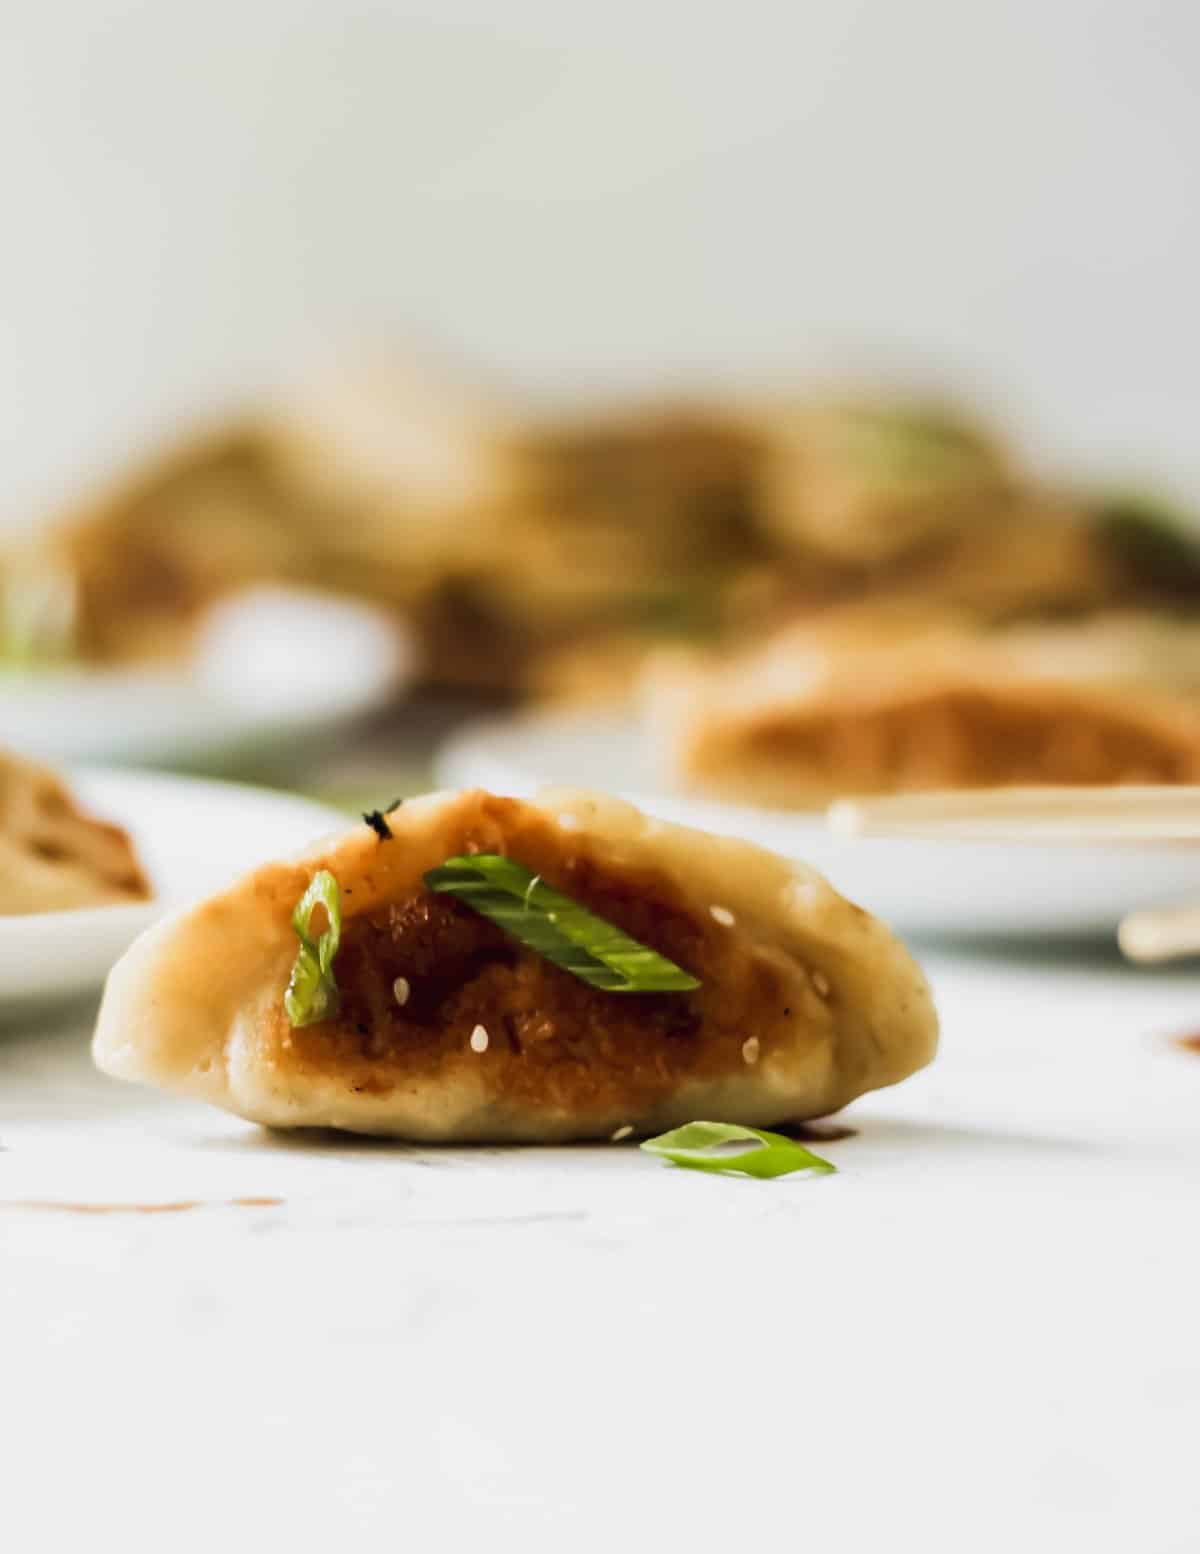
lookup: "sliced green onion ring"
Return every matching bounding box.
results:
[640,1121,836,1180]
[423,854,700,994]
[284,869,342,1027]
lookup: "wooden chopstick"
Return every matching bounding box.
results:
[1119,904,1200,963]
[826,786,1200,843]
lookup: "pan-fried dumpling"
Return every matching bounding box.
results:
[755,399,1012,566]
[93,788,936,1142]
[643,608,1200,808]
[0,750,150,914]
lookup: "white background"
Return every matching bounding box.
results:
[6,948,1200,1550]
[2,0,1199,521]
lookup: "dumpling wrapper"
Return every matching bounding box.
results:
[643,609,1200,808]
[0,749,150,915]
[754,399,1011,566]
[93,788,936,1143]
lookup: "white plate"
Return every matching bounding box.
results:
[0,586,411,769]
[0,768,347,1007]
[437,708,1200,940]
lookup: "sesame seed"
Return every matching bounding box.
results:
[710,905,735,927]
[392,976,410,1007]
[610,1124,634,1142]
[812,971,830,998]
[469,1024,490,1053]
[742,1037,760,1065]
[558,813,579,831]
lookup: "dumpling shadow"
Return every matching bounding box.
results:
[191,1112,1101,1165]
[193,1124,441,1158]
[832,1113,1104,1158]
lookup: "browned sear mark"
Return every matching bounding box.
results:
[286,856,782,1116]
[256,795,806,1127]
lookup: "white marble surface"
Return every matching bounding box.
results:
[4,948,1200,1552]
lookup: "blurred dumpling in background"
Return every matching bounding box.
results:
[753,398,1013,566]
[14,360,776,695]
[45,422,309,663]
[642,605,1200,808]
[9,349,1200,741]
[0,748,150,914]
[421,401,768,693]
[265,354,518,601]
[855,488,1200,625]
[865,494,1127,620]
[35,354,515,669]
[500,400,765,614]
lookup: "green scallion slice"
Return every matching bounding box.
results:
[423,854,700,994]
[284,869,342,1027]
[640,1121,836,1180]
